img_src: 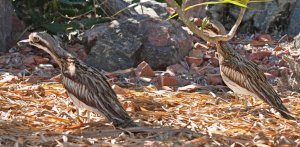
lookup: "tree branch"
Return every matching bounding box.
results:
[165,0,246,42]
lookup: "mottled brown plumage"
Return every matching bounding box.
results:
[216,41,294,119]
[201,19,294,119]
[27,32,137,127]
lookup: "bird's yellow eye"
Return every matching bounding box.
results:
[32,36,40,43]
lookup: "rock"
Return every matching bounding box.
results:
[33,64,59,78]
[189,49,203,58]
[210,57,219,67]
[67,43,87,61]
[166,64,188,75]
[273,46,283,51]
[203,54,212,61]
[278,59,289,67]
[268,68,280,77]
[205,1,299,35]
[0,53,23,68]
[135,61,155,77]
[138,18,193,70]
[159,75,178,87]
[83,17,193,71]
[249,51,272,61]
[264,72,276,79]
[178,84,201,92]
[83,18,141,72]
[279,66,290,76]
[22,55,36,66]
[251,34,274,46]
[0,0,25,52]
[17,69,31,76]
[185,56,203,66]
[33,56,49,64]
[112,84,127,95]
[287,0,300,35]
[181,0,207,19]
[206,74,223,85]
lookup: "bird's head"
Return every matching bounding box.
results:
[18,32,74,68]
[28,32,60,55]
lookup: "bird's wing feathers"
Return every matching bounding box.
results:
[221,58,293,118]
[62,60,130,122]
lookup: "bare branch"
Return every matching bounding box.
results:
[165,0,246,42]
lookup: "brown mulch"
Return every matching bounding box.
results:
[0,72,300,146]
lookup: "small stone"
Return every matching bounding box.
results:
[17,69,31,76]
[251,34,274,46]
[178,84,201,92]
[166,64,188,75]
[268,69,279,77]
[249,51,272,61]
[23,55,35,65]
[279,67,290,76]
[112,84,127,95]
[160,75,178,87]
[20,47,32,54]
[278,59,288,67]
[189,49,203,58]
[34,56,49,64]
[273,46,283,51]
[8,47,19,53]
[206,74,223,85]
[33,64,59,77]
[193,18,203,26]
[135,61,155,77]
[210,57,219,67]
[185,56,203,66]
[264,72,275,79]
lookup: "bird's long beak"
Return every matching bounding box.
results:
[17,39,30,46]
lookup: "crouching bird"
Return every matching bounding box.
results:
[25,32,137,128]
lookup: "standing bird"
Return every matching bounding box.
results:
[216,42,294,119]
[201,20,295,119]
[25,32,137,128]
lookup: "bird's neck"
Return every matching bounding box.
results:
[216,41,237,59]
[45,44,76,69]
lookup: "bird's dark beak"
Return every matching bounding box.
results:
[17,39,30,46]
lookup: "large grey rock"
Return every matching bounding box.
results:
[83,18,142,72]
[204,0,299,35]
[138,18,193,69]
[287,0,300,34]
[0,0,25,52]
[83,16,193,71]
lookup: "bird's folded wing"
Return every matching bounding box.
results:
[62,62,129,120]
[221,59,288,110]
